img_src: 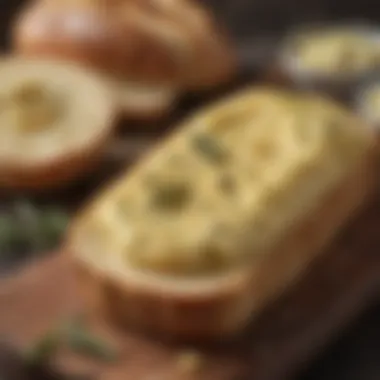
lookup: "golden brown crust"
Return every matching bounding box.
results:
[0,136,108,191]
[13,0,237,90]
[68,149,378,341]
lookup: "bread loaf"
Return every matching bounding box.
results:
[13,0,237,120]
[67,87,377,340]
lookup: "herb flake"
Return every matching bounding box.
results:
[191,134,229,165]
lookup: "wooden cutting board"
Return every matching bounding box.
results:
[1,190,380,380]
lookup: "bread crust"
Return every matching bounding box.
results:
[114,83,178,122]
[68,148,377,341]
[0,134,110,191]
[13,0,237,90]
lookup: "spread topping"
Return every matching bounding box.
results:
[7,82,63,132]
[0,59,113,164]
[77,88,372,277]
[191,134,229,165]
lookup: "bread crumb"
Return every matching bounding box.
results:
[176,349,203,373]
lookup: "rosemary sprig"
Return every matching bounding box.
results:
[25,317,118,367]
[63,319,118,362]
[24,330,62,365]
[0,200,69,256]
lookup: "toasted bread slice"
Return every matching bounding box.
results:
[67,88,377,340]
[0,57,117,191]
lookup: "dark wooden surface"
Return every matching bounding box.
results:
[205,0,380,40]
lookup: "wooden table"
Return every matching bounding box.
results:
[1,184,380,380]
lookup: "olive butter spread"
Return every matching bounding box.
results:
[75,88,371,276]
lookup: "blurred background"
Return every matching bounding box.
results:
[3,0,380,46]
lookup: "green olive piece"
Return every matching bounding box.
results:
[191,134,229,165]
[150,181,192,212]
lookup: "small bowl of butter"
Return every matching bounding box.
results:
[278,22,380,101]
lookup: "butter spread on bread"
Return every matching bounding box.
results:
[69,87,376,340]
[0,57,116,190]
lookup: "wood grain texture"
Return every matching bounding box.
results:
[1,186,380,380]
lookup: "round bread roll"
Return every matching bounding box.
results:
[0,57,117,191]
[13,0,237,119]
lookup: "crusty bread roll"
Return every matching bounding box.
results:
[67,88,377,340]
[0,57,117,191]
[13,0,237,120]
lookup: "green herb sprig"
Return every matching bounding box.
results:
[0,199,69,257]
[24,330,62,365]
[25,317,118,367]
